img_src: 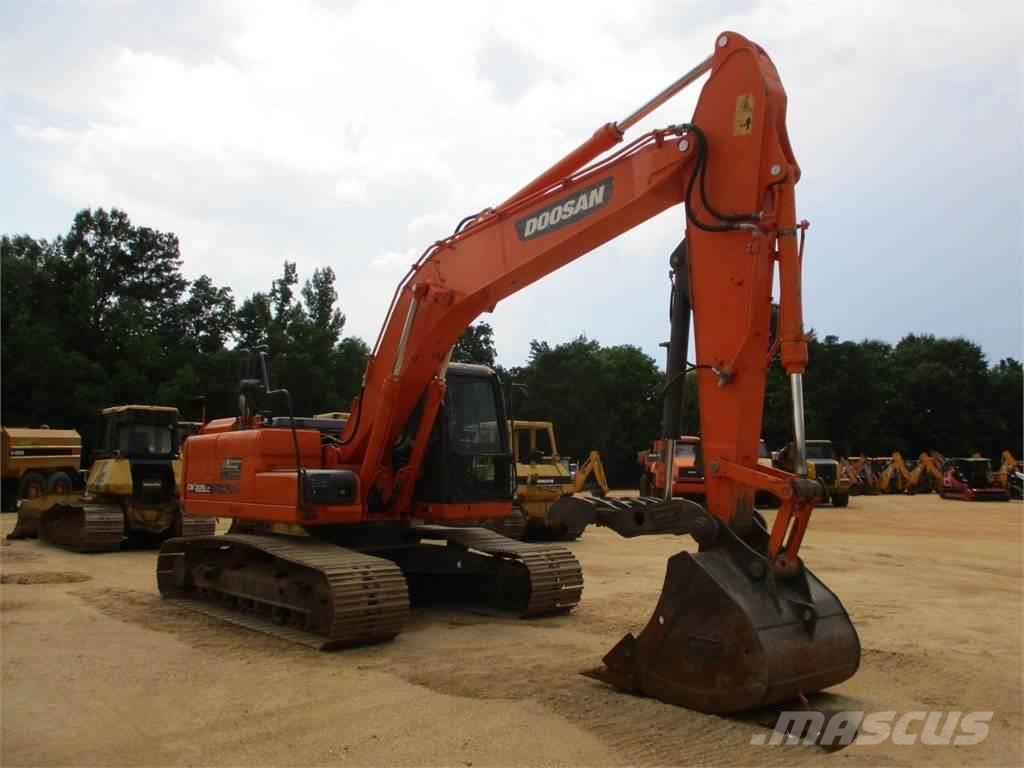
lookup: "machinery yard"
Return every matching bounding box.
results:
[1,8,1021,768]
[2,494,1021,767]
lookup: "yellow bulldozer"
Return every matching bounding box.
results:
[510,420,608,541]
[9,405,215,551]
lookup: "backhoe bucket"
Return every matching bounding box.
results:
[586,533,860,713]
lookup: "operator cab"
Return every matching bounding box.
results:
[93,405,179,501]
[414,363,514,505]
[94,406,178,461]
[949,458,996,488]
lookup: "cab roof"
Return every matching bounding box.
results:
[100,405,179,415]
[1,426,80,440]
[446,362,496,376]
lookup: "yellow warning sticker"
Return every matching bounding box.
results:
[733,93,754,135]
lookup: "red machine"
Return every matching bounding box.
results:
[158,32,859,714]
[940,458,1011,501]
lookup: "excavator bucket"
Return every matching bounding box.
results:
[581,502,860,714]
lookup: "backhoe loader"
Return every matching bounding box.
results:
[509,420,608,541]
[994,451,1020,498]
[10,406,215,550]
[905,452,944,494]
[840,455,879,495]
[157,32,859,714]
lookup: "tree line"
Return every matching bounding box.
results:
[3,208,1021,486]
[469,330,1021,485]
[2,208,368,455]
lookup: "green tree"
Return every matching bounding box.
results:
[452,322,497,367]
[237,262,368,417]
[514,336,661,485]
[984,358,1023,457]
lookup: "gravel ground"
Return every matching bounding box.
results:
[1,494,1021,767]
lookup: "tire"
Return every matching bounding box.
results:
[831,493,850,508]
[18,472,46,501]
[46,471,74,495]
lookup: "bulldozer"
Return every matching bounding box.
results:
[156,33,859,715]
[10,405,216,550]
[509,420,608,541]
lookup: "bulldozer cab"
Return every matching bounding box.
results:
[805,440,838,461]
[90,406,180,502]
[95,406,179,461]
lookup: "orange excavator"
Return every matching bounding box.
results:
[158,32,859,714]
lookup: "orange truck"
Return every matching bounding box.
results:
[638,435,705,499]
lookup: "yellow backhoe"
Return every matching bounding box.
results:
[510,420,608,541]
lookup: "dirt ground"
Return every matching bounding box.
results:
[1,495,1021,767]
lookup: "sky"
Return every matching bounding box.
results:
[1,1,1022,367]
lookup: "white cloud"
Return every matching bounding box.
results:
[333,178,369,203]
[1,0,1021,364]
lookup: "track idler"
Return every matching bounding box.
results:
[584,503,860,714]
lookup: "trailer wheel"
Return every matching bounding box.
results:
[18,472,46,501]
[46,471,73,495]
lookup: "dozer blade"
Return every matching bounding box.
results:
[585,515,860,714]
[7,494,79,540]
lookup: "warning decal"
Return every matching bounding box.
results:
[733,93,754,135]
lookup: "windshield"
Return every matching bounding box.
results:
[119,424,174,456]
[675,443,697,458]
[447,376,504,455]
[514,426,554,462]
[759,440,769,458]
[806,443,835,460]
